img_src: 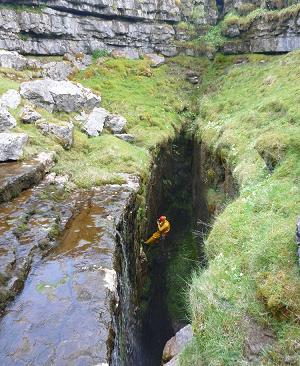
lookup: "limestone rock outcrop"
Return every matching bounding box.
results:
[0,132,28,161]
[222,8,300,54]
[20,79,101,113]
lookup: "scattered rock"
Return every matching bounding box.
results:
[244,317,275,362]
[42,61,74,81]
[284,355,298,364]
[114,134,135,143]
[163,325,193,363]
[164,355,179,366]
[0,107,17,132]
[145,53,165,67]
[20,79,101,113]
[74,111,89,122]
[0,132,28,161]
[111,49,139,60]
[20,106,42,124]
[0,90,21,109]
[104,114,127,134]
[82,108,109,137]
[36,121,74,149]
[185,70,201,85]
[0,50,27,70]
[63,52,92,70]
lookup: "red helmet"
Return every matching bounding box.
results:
[159,216,166,222]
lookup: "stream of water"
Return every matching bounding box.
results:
[0,184,136,366]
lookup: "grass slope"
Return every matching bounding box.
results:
[8,57,202,187]
[181,52,300,365]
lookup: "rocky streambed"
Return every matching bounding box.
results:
[0,167,140,365]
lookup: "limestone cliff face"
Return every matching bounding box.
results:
[223,8,300,54]
[0,0,299,56]
[0,0,217,56]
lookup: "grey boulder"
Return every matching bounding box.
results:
[20,106,42,124]
[163,325,193,364]
[0,50,28,70]
[0,107,17,132]
[115,134,135,143]
[0,132,28,161]
[36,121,74,149]
[145,53,165,67]
[82,107,109,137]
[20,79,101,113]
[105,114,127,134]
[111,49,139,60]
[0,89,21,109]
[63,53,92,70]
[42,61,74,81]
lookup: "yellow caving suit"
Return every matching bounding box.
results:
[145,219,170,245]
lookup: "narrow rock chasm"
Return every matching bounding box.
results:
[138,133,209,366]
[113,132,237,365]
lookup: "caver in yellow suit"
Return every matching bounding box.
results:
[144,216,170,245]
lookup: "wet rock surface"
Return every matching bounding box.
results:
[0,152,55,203]
[0,176,140,365]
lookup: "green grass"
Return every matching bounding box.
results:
[0,4,45,13]
[223,4,300,31]
[180,51,300,365]
[9,56,204,187]
[0,75,20,94]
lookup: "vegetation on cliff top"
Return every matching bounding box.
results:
[3,57,200,187]
[180,51,300,365]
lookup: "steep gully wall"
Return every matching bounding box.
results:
[112,132,237,365]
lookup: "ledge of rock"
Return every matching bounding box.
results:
[20,79,101,113]
[0,151,55,203]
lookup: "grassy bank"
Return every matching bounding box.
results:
[180,51,300,365]
[2,57,203,187]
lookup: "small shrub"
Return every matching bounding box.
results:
[92,49,110,60]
